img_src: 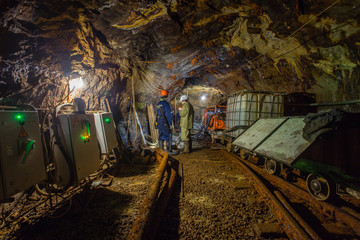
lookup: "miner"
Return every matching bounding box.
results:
[179,95,194,153]
[156,90,173,152]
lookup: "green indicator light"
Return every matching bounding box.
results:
[81,135,90,142]
[15,114,24,120]
[15,114,25,125]
[104,118,111,124]
[81,120,91,142]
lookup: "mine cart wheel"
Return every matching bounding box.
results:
[306,174,334,201]
[239,148,249,159]
[264,159,282,175]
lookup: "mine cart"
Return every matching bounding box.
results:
[232,109,360,201]
[225,91,319,139]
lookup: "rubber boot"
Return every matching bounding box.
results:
[183,141,190,154]
[167,141,172,152]
[159,140,164,150]
[166,138,178,155]
[189,138,192,153]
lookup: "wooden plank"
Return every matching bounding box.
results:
[147,104,158,143]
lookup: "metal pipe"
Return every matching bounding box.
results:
[134,109,147,146]
[0,106,18,109]
[127,148,169,240]
[174,98,177,127]
[286,99,360,107]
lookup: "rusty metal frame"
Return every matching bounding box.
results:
[224,150,360,238]
[224,150,313,240]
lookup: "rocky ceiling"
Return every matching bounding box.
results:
[0,0,359,115]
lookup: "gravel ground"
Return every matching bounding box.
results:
[157,145,280,240]
[14,143,282,240]
[17,164,158,240]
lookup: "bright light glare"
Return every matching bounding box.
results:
[201,95,207,101]
[69,77,84,91]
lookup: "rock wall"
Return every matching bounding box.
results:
[1,0,359,115]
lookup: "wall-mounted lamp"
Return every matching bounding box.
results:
[69,77,84,91]
[67,74,84,103]
[201,95,207,101]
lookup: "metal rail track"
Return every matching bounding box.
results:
[223,150,360,240]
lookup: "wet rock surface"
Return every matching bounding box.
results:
[16,147,282,240]
[1,0,359,114]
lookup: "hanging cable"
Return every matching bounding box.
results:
[287,0,342,39]
[274,19,356,60]
[236,0,344,69]
[131,68,139,147]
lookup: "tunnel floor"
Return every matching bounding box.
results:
[156,146,280,240]
[19,143,283,240]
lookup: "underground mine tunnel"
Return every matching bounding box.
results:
[1,0,360,239]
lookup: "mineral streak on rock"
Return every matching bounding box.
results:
[0,0,359,113]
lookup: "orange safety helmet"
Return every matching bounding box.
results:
[160,89,168,97]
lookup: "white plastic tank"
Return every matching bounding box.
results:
[226,90,284,138]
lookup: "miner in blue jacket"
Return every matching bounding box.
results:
[156,90,173,152]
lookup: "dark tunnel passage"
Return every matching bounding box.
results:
[0,0,360,239]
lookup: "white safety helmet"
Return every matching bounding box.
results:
[180,95,188,102]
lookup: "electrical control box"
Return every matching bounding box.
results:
[56,114,99,183]
[0,110,46,201]
[94,113,118,155]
